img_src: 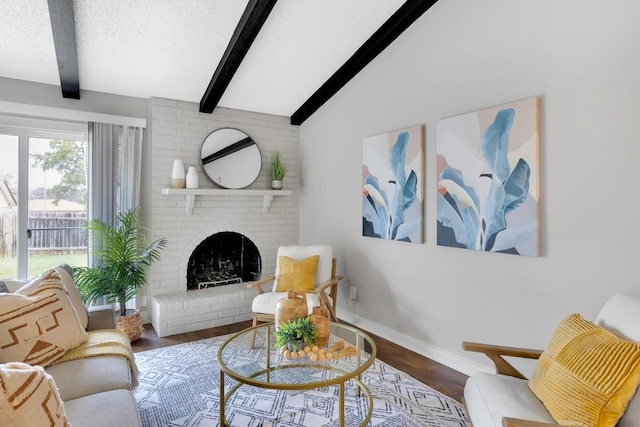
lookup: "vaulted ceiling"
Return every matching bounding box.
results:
[1,0,437,124]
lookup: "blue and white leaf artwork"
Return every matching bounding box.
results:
[362,126,423,243]
[436,97,540,256]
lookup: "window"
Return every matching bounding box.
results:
[0,115,88,278]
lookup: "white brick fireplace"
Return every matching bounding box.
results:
[145,98,299,337]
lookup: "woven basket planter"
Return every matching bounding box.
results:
[117,309,144,342]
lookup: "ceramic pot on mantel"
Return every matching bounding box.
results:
[275,291,307,329]
[171,159,186,188]
[271,180,283,190]
[186,166,199,189]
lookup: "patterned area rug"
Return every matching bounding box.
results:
[134,333,469,427]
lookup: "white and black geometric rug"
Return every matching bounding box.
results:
[134,333,469,427]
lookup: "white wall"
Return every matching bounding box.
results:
[298,0,640,374]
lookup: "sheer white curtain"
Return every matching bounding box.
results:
[118,126,143,213]
[88,123,143,221]
[87,122,145,308]
[88,123,118,227]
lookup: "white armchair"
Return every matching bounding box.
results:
[247,245,343,347]
[462,294,640,427]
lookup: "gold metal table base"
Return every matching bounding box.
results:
[218,323,377,427]
[219,370,374,427]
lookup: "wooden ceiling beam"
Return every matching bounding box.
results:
[200,0,278,114]
[290,0,439,126]
[47,0,80,99]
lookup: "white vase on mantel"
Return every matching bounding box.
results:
[186,166,199,189]
[171,159,186,188]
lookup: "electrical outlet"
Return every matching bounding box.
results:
[350,286,357,300]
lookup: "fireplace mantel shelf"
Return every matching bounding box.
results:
[161,188,292,215]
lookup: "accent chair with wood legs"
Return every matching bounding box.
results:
[462,294,640,427]
[247,245,343,348]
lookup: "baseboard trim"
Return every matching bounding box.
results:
[336,308,490,376]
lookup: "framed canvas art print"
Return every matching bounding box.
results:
[436,97,540,256]
[362,125,423,243]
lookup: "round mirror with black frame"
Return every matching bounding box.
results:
[200,128,262,189]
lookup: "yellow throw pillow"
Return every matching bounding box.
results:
[529,313,640,427]
[0,269,88,367]
[0,362,69,426]
[276,255,319,292]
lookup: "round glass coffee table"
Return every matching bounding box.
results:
[217,322,377,427]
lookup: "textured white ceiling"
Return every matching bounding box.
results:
[218,0,406,116]
[0,0,405,117]
[73,0,250,103]
[1,0,60,85]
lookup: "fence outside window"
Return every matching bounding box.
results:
[0,210,87,258]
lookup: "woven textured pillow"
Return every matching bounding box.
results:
[529,313,640,427]
[0,269,88,367]
[276,255,319,292]
[0,362,69,426]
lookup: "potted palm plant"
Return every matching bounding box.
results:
[75,207,167,341]
[269,150,288,190]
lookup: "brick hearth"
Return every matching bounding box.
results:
[150,284,257,338]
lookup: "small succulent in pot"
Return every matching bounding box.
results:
[269,150,287,189]
[274,315,318,352]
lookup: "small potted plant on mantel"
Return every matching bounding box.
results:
[269,150,288,190]
[75,207,167,341]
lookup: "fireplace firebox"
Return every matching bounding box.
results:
[186,232,261,290]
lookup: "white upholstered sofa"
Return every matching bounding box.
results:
[463,294,640,427]
[49,306,142,427]
[0,268,141,427]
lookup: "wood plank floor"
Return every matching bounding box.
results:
[131,321,468,402]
